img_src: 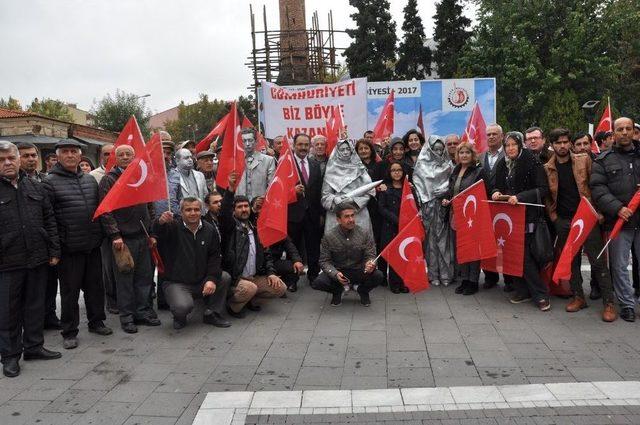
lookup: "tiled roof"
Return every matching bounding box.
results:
[0,108,35,119]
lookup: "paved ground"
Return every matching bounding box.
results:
[2,270,640,424]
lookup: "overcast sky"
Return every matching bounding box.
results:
[0,0,473,115]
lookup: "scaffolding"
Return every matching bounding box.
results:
[246,4,347,99]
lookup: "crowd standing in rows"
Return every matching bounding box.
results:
[2,118,640,379]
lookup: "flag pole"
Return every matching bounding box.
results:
[484,200,545,208]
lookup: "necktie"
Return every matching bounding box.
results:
[300,159,309,184]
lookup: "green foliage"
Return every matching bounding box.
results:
[92,90,152,136]
[432,0,470,78]
[0,96,22,111]
[539,89,585,134]
[396,0,432,79]
[343,0,397,81]
[28,98,73,122]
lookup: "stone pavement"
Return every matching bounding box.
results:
[2,272,640,424]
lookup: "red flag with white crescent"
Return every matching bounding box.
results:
[195,112,230,153]
[399,176,423,240]
[460,102,488,154]
[451,180,497,263]
[480,203,526,277]
[94,133,168,219]
[325,104,344,154]
[593,99,613,154]
[105,116,146,172]
[417,103,425,135]
[606,188,640,243]
[372,91,394,143]
[380,214,429,293]
[215,102,245,190]
[552,197,598,283]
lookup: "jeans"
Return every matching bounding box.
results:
[609,228,640,309]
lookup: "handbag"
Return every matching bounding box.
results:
[531,189,554,265]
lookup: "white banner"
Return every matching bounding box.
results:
[261,78,368,140]
[367,80,421,99]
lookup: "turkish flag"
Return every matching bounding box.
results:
[481,203,526,277]
[606,188,640,243]
[278,137,299,203]
[373,91,394,143]
[257,148,297,247]
[94,133,168,219]
[215,102,245,190]
[241,116,268,152]
[325,104,345,154]
[417,103,425,136]
[195,112,229,153]
[593,99,613,154]
[399,176,423,240]
[105,116,146,172]
[460,102,488,154]
[150,244,165,274]
[452,180,497,263]
[552,197,599,283]
[380,214,429,293]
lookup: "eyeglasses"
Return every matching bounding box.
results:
[525,136,542,142]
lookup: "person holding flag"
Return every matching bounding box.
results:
[98,145,161,333]
[544,128,616,322]
[492,131,551,311]
[591,117,640,322]
[442,143,489,296]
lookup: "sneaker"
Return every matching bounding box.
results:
[330,291,342,306]
[173,317,187,330]
[359,292,371,307]
[121,322,138,334]
[89,322,113,335]
[538,299,551,311]
[509,294,532,304]
[431,280,441,287]
[620,307,636,322]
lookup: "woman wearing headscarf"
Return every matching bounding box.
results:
[356,138,384,251]
[375,137,409,182]
[413,135,455,286]
[441,142,487,295]
[492,131,551,311]
[321,140,374,235]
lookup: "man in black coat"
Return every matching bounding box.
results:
[99,145,160,334]
[43,139,112,350]
[287,133,323,284]
[0,141,62,377]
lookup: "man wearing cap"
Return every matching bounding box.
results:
[236,128,276,201]
[311,202,383,307]
[89,143,114,184]
[43,139,112,349]
[0,140,61,377]
[196,150,216,191]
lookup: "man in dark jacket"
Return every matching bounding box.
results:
[220,173,286,318]
[154,197,231,329]
[0,141,62,377]
[590,117,640,322]
[99,145,160,333]
[43,139,112,349]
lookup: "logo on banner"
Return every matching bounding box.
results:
[447,84,470,109]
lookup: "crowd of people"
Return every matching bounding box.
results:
[1,117,640,379]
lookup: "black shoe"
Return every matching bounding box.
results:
[121,322,138,333]
[134,317,161,326]
[287,283,298,293]
[44,316,62,330]
[483,281,497,289]
[203,313,231,328]
[620,307,636,322]
[330,291,342,306]
[23,347,62,361]
[454,282,464,294]
[226,304,246,318]
[503,283,514,293]
[89,322,113,335]
[380,278,388,287]
[246,301,261,312]
[173,317,187,330]
[359,291,371,307]
[2,357,19,377]
[589,285,602,300]
[463,281,479,296]
[390,286,401,294]
[400,286,410,293]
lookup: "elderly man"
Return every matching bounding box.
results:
[89,143,114,183]
[196,150,216,190]
[43,139,112,349]
[236,128,276,201]
[99,145,160,333]
[311,202,383,307]
[0,141,61,377]
[311,135,329,176]
[170,148,208,212]
[525,126,551,163]
[155,198,231,329]
[272,136,284,161]
[444,134,461,163]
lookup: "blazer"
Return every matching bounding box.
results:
[288,155,323,223]
[170,169,208,213]
[236,152,276,201]
[479,149,505,192]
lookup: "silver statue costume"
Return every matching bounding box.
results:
[321,140,373,236]
[413,136,455,285]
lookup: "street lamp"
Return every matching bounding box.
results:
[582,100,600,135]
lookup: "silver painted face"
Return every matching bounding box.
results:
[242,133,256,154]
[175,148,194,171]
[337,142,352,161]
[431,141,445,157]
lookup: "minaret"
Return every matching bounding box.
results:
[278,0,309,85]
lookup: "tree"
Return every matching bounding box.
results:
[396,0,432,79]
[343,0,397,81]
[28,98,74,122]
[92,90,152,136]
[432,0,470,78]
[0,96,22,111]
[539,89,585,134]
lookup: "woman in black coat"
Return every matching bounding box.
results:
[491,131,551,311]
[377,161,410,293]
[442,142,487,295]
[356,138,383,252]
